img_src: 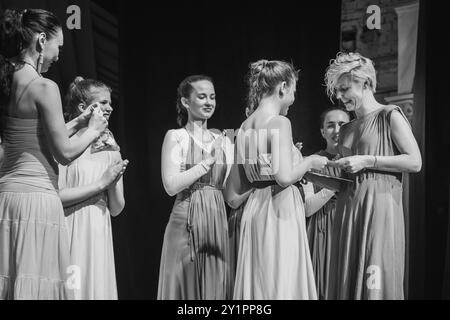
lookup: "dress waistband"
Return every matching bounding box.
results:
[252,180,280,189]
[0,181,58,195]
[189,182,223,191]
[352,168,402,183]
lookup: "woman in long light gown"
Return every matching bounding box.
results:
[0,9,107,300]
[158,75,232,299]
[58,77,128,300]
[225,107,253,295]
[325,52,422,300]
[226,59,328,300]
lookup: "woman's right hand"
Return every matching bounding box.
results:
[305,155,328,171]
[204,134,226,167]
[99,159,129,190]
[88,106,108,133]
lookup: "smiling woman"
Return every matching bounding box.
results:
[324,52,422,300]
[58,77,127,300]
[158,75,232,300]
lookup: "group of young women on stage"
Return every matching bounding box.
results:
[0,8,127,300]
[158,54,422,300]
[0,6,422,301]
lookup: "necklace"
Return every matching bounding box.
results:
[20,60,42,77]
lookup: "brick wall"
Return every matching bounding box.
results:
[340,0,417,101]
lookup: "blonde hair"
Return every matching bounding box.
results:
[246,59,298,115]
[324,52,377,100]
[64,76,111,121]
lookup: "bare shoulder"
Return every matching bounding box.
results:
[31,78,61,102]
[164,128,187,143]
[32,77,60,93]
[268,115,292,130]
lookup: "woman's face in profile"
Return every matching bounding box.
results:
[280,80,296,116]
[41,28,64,73]
[183,80,216,121]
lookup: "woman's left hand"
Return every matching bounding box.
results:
[334,155,373,173]
[76,103,99,128]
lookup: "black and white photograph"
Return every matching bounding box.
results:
[0,0,449,310]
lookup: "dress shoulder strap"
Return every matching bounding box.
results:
[14,76,41,107]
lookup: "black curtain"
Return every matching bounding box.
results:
[426,1,450,300]
[0,0,117,102]
[410,0,450,300]
[117,0,342,299]
[408,0,426,299]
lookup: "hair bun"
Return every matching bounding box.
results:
[74,76,84,83]
[334,52,363,65]
[250,59,270,76]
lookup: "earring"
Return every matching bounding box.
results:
[37,52,44,74]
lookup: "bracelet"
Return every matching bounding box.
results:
[373,155,377,168]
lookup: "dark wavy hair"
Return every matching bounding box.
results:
[0,8,61,105]
[176,75,213,127]
[246,59,298,115]
[64,76,112,121]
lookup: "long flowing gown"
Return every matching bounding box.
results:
[233,128,317,300]
[0,116,73,300]
[228,204,244,295]
[61,133,121,300]
[328,105,407,300]
[157,128,230,299]
[306,150,341,300]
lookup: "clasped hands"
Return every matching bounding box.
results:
[327,155,375,173]
[99,159,129,190]
[295,142,374,173]
[203,134,226,167]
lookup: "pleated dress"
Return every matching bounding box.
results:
[158,129,230,299]
[233,128,317,300]
[328,106,407,300]
[306,150,341,300]
[62,131,121,300]
[228,203,244,295]
[0,117,73,300]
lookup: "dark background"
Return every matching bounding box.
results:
[94,0,450,300]
[1,0,449,300]
[114,1,343,299]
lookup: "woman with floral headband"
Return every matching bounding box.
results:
[325,52,422,300]
[58,77,128,300]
